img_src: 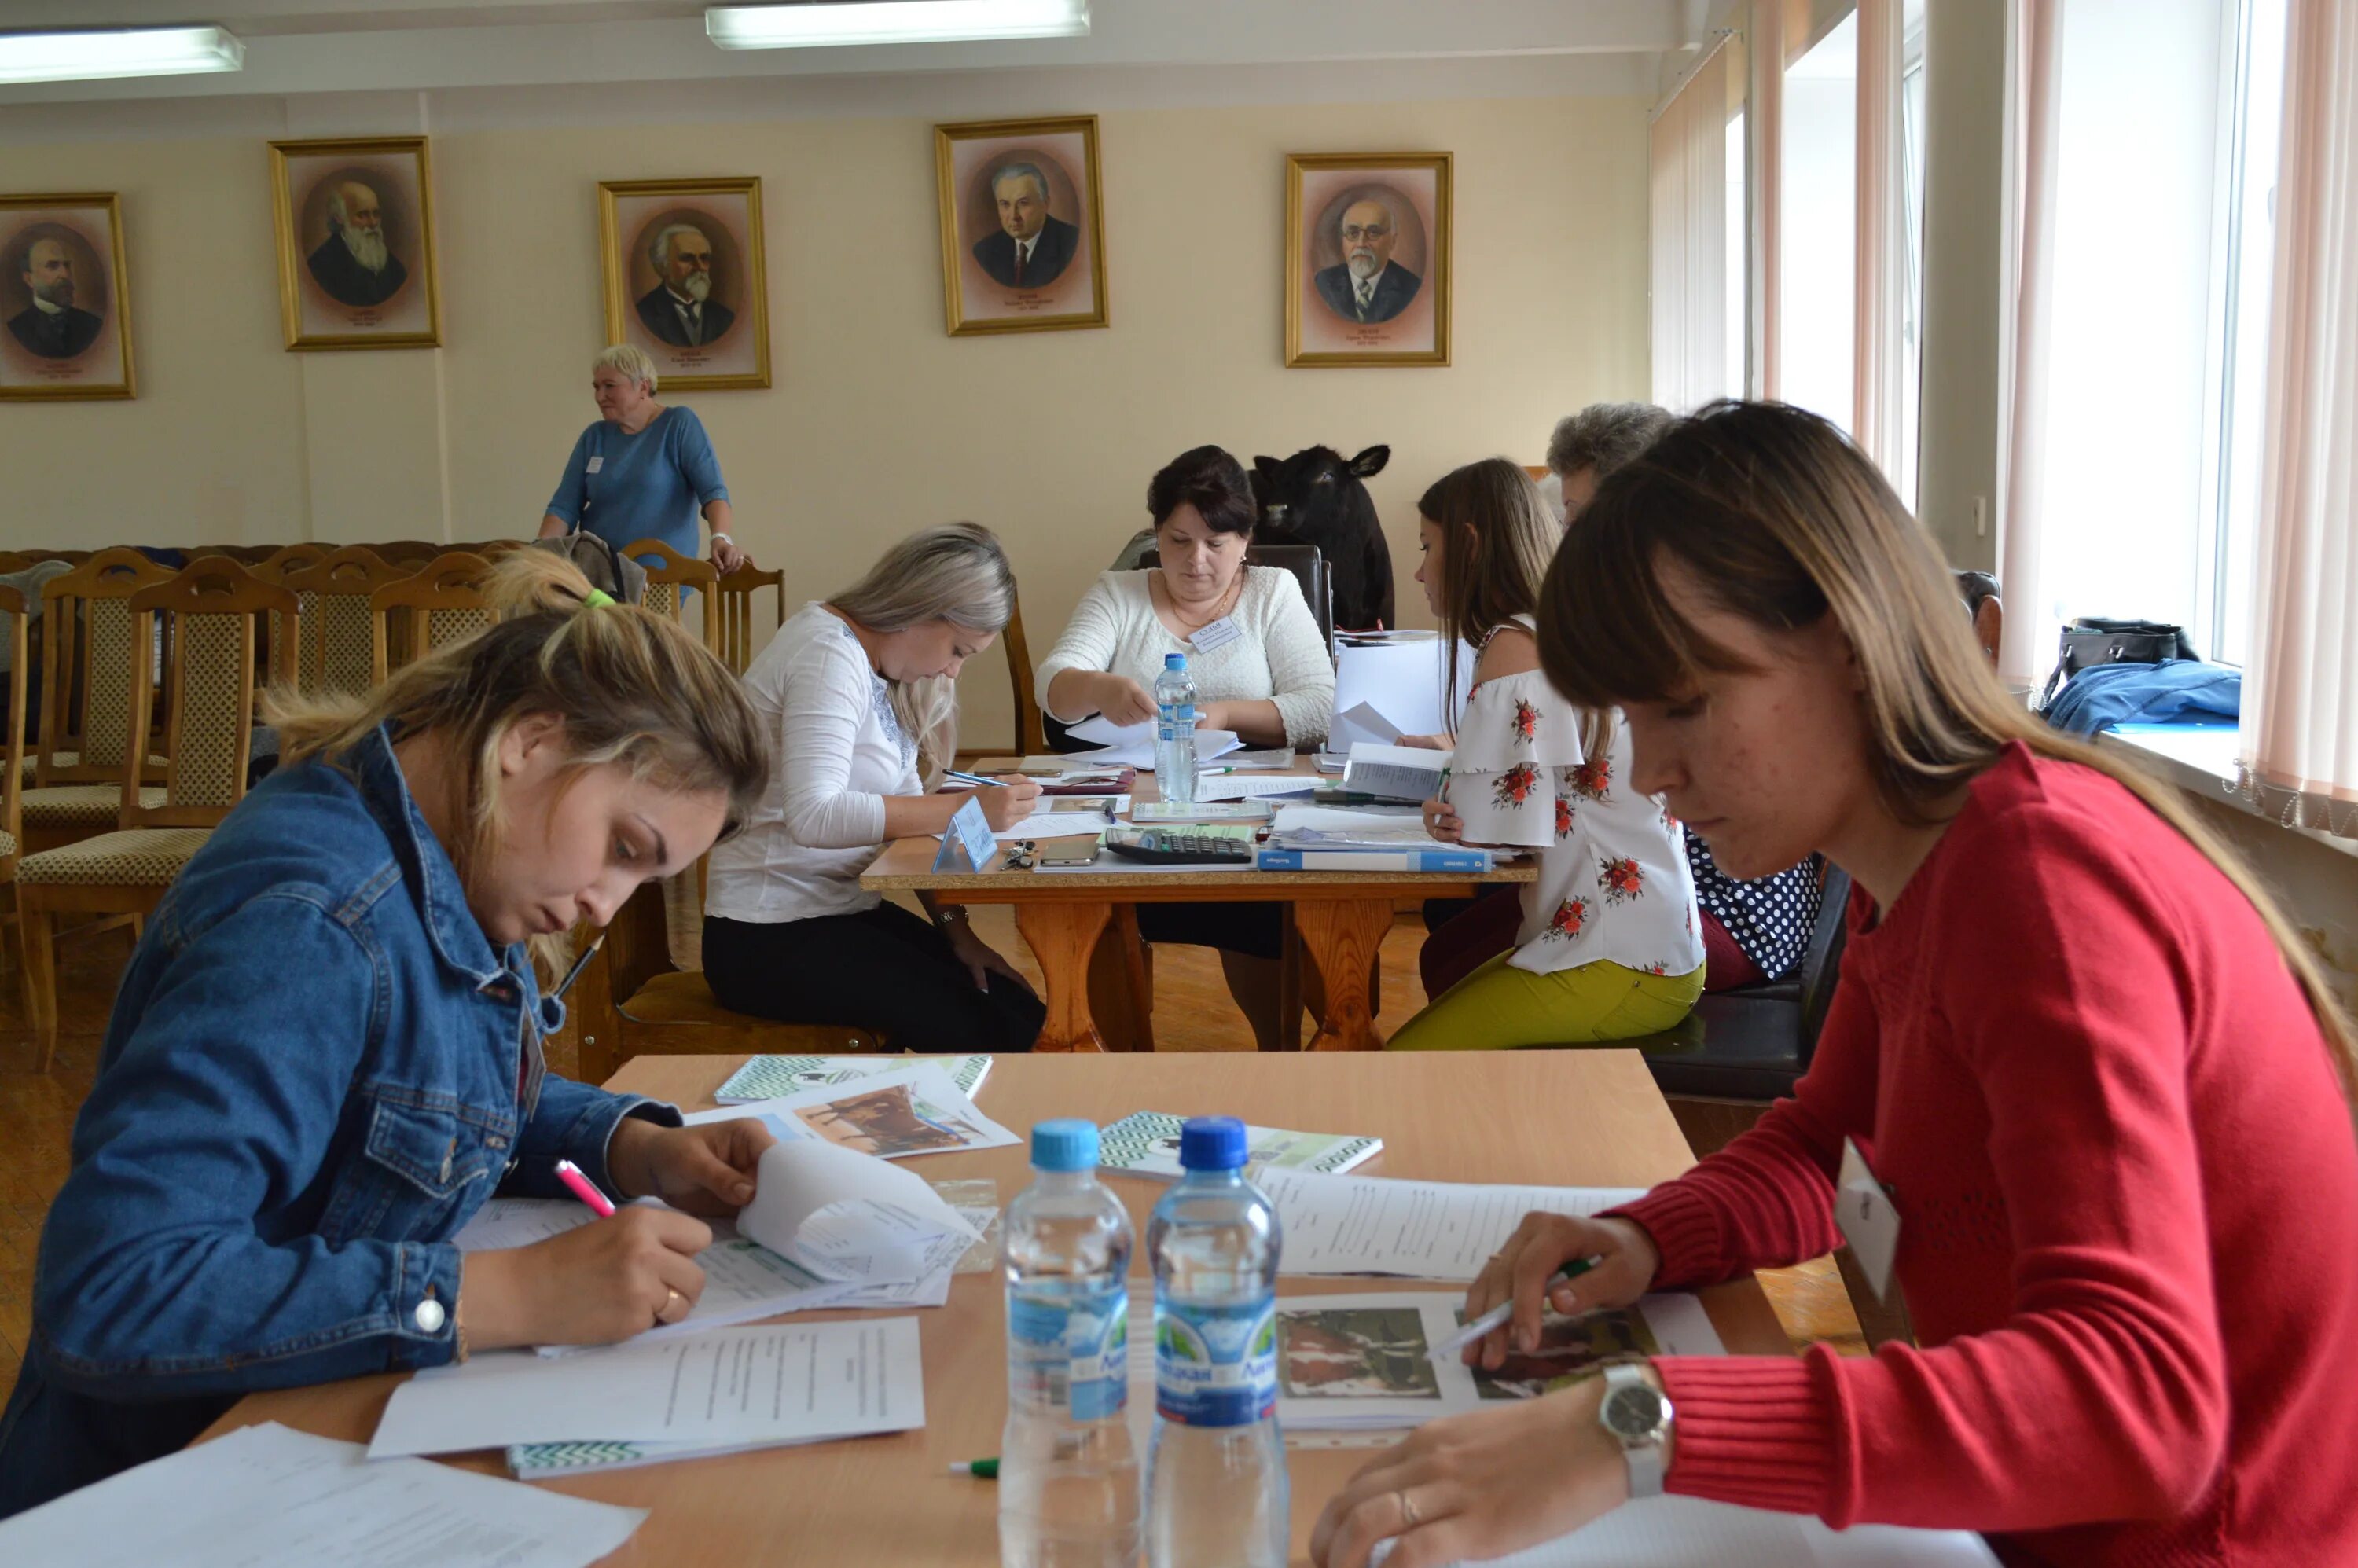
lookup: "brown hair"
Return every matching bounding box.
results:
[1539,398,2356,1095]
[270,549,769,967]
[1420,457,1607,755]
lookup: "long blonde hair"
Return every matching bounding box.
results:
[270,550,769,968]
[1539,399,2356,1097]
[828,522,1016,784]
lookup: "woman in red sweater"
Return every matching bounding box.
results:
[1311,401,2358,1568]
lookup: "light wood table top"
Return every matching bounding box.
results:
[202,1051,1787,1566]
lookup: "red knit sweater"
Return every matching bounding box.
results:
[1613,744,2358,1566]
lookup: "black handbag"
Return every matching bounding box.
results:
[2038,618,2201,711]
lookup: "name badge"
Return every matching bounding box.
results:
[1835,1137,1900,1302]
[586,455,604,475]
[1189,616,1242,653]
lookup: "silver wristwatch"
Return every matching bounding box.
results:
[1598,1362,1673,1498]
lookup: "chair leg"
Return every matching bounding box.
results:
[23,902,60,1072]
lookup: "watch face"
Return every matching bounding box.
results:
[1603,1383,1666,1439]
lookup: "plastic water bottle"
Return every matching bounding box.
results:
[1145,1117,1287,1568]
[1153,653,1199,805]
[1001,1119,1142,1568]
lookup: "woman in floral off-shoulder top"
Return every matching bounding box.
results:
[1385,459,1702,1051]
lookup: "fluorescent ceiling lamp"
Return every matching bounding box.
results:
[707,0,1089,50]
[0,26,244,84]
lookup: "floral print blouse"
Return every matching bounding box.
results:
[1442,619,1704,980]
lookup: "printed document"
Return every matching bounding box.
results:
[1258,1168,1649,1280]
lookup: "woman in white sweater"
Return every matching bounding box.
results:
[703,523,1045,1050]
[1036,446,1339,1047]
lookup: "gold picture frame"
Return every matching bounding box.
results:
[935,115,1109,336]
[1,192,134,401]
[598,176,771,392]
[1284,151,1453,369]
[269,135,441,351]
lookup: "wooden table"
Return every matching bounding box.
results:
[861,759,1533,1053]
[202,1052,1787,1567]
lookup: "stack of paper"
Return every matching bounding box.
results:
[0,1422,648,1567]
[371,1318,925,1460]
[714,1052,995,1103]
[1329,635,1460,751]
[1342,741,1452,802]
[1064,714,1243,769]
[1097,1111,1383,1180]
[1257,1169,1650,1280]
[1269,1291,1721,1431]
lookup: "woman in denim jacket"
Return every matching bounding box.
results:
[0,553,773,1516]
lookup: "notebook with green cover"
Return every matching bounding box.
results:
[1096,1111,1383,1181]
[714,1053,993,1104]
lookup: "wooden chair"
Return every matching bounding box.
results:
[373,540,448,567]
[1001,586,1050,755]
[285,546,410,698]
[17,557,296,1068]
[1,586,28,993]
[19,550,175,854]
[249,543,327,583]
[565,872,882,1086]
[618,537,718,626]
[711,564,784,676]
[370,552,494,681]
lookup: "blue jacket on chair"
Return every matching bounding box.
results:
[0,722,678,1518]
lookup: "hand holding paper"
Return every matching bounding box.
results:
[737,1139,982,1285]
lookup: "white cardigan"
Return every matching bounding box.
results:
[1034,567,1335,747]
[706,602,921,924]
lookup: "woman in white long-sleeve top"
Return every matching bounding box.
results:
[703,523,1045,1050]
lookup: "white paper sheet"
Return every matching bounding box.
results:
[1342,741,1452,802]
[1196,775,1324,801]
[734,1138,981,1283]
[1065,715,1243,769]
[371,1316,927,1458]
[0,1421,647,1567]
[1331,639,1464,749]
[685,1062,1019,1159]
[1258,1169,1651,1280]
[1268,804,1429,835]
[1412,1496,1999,1566]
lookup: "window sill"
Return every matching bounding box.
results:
[2100,727,2358,861]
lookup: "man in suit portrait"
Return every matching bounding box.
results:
[971,162,1079,291]
[7,235,103,359]
[1313,196,1422,325]
[634,222,735,349]
[305,181,408,309]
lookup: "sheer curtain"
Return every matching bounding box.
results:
[1651,40,1734,411]
[2239,0,2358,839]
[1995,0,2065,689]
[1853,0,1908,475]
[1749,0,1787,398]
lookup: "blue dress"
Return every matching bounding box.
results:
[544,405,729,566]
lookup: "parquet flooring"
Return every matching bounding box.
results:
[0,907,1861,1412]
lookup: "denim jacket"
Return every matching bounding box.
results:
[0,724,678,1517]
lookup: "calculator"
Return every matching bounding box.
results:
[1102,828,1255,866]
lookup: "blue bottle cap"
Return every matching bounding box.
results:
[1030,1118,1100,1172]
[1165,652,1186,670]
[1177,1116,1247,1172]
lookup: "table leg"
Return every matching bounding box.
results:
[1294,898,1398,1052]
[1016,901,1114,1054]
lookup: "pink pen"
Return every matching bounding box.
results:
[553,1158,616,1218]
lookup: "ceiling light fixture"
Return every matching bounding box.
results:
[707,0,1089,50]
[0,26,244,85]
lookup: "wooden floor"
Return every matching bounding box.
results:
[0,907,1862,1410]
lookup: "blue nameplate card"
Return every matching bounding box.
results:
[932,795,1001,874]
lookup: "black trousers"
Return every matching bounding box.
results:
[703,905,1042,1052]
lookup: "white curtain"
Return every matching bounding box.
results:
[2239,0,2358,839]
[1852,0,1908,474]
[1995,0,2065,689]
[1749,0,1787,398]
[1651,41,1733,412]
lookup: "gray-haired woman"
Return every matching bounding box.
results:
[537,343,748,575]
[702,523,1045,1050]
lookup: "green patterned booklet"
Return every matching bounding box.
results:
[1097,1111,1382,1181]
[715,1052,993,1104]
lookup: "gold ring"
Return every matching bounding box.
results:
[1398,1489,1422,1527]
[659,1288,685,1323]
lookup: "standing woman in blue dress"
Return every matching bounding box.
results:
[0,553,774,1518]
[537,343,750,575]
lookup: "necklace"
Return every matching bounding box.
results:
[1160,571,1241,637]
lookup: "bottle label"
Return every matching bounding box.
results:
[1156,700,1195,743]
[1154,1297,1277,1427]
[1008,1283,1130,1421]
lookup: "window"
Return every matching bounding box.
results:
[1781,10,1859,435]
[1728,105,1748,395]
[1897,7,1928,506]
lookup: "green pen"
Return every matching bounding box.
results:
[949,1457,1000,1479]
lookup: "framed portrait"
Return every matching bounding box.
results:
[598,176,770,392]
[1284,152,1453,369]
[269,136,440,351]
[935,115,1108,336]
[0,192,134,401]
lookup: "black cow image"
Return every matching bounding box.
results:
[1251,444,1396,633]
